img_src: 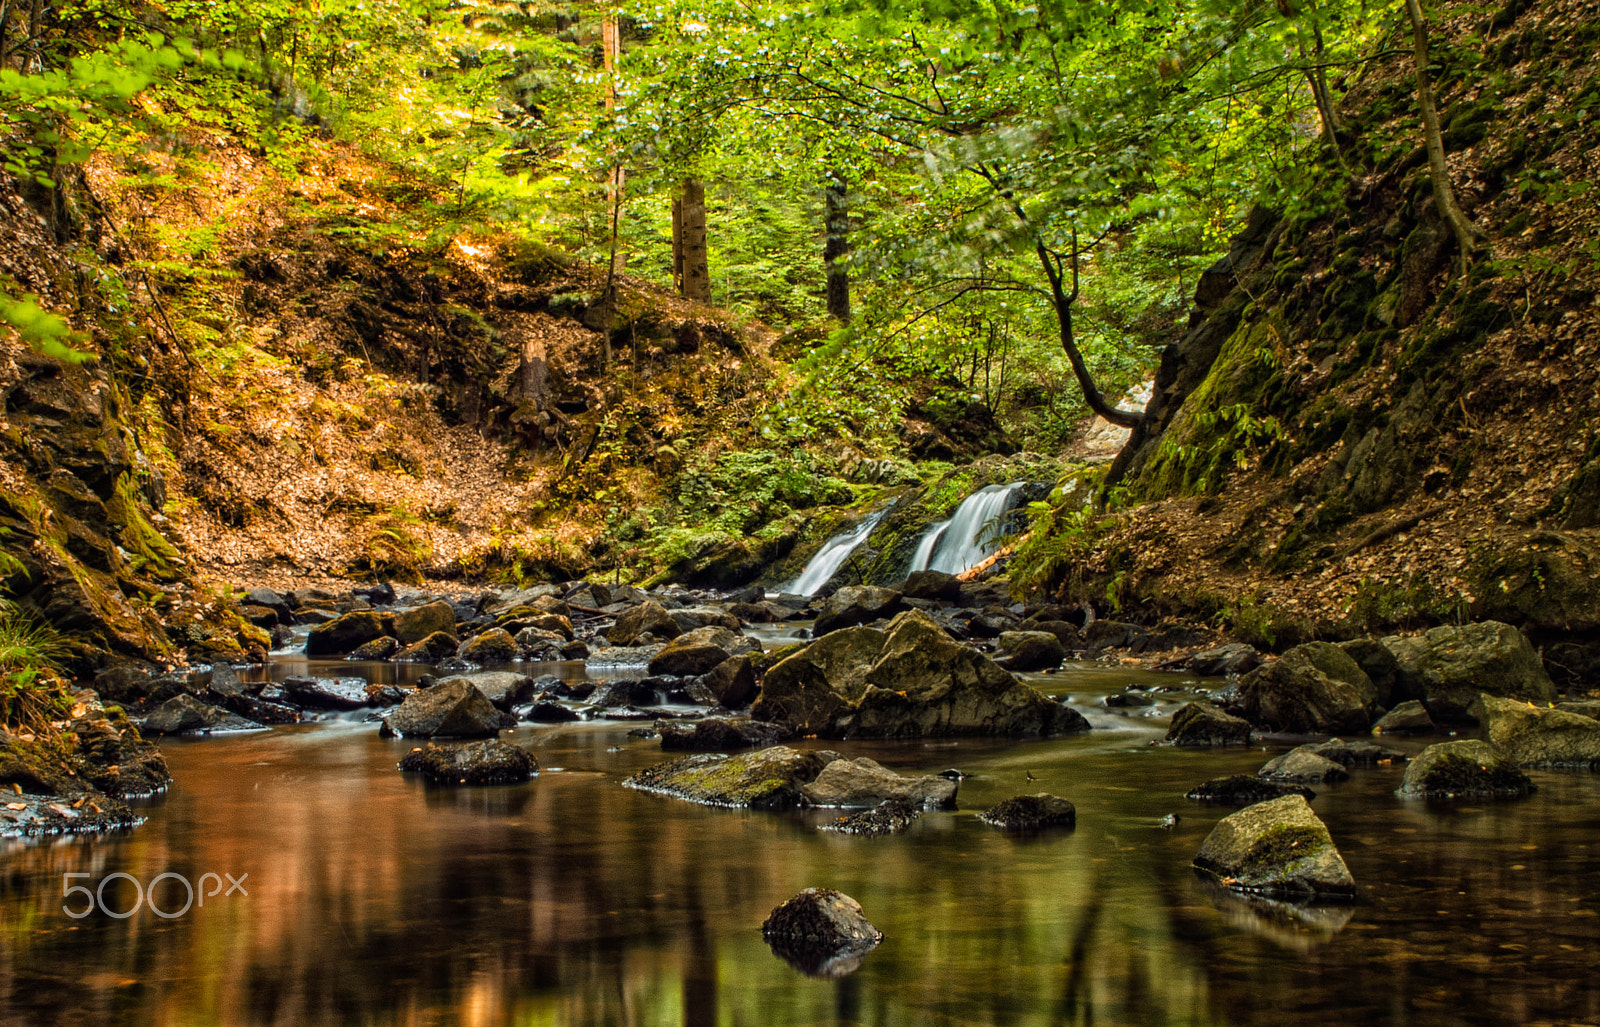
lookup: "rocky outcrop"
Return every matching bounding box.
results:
[799,757,957,808]
[380,679,503,739]
[1471,694,1600,767]
[1192,794,1356,902]
[397,740,537,785]
[1238,642,1377,734]
[1165,701,1252,746]
[623,745,837,809]
[979,793,1077,831]
[1398,739,1535,799]
[1382,621,1555,720]
[761,888,883,977]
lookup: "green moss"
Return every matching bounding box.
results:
[106,472,182,581]
[1237,824,1327,882]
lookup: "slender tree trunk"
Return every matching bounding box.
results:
[1404,0,1483,271]
[1035,240,1140,429]
[679,178,710,302]
[824,171,850,321]
[596,11,625,367]
[671,196,684,293]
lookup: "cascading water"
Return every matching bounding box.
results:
[780,507,891,596]
[908,482,1026,576]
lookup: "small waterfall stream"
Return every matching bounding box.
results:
[780,506,891,596]
[908,481,1026,576]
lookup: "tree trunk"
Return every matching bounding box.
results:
[671,196,685,293]
[679,178,710,302]
[824,171,850,321]
[1404,0,1482,271]
[1035,241,1140,429]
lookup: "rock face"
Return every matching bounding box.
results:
[761,888,883,977]
[1238,642,1377,734]
[380,679,502,739]
[979,793,1077,830]
[996,630,1066,671]
[812,585,905,636]
[1398,739,1535,799]
[1192,794,1356,902]
[608,600,682,646]
[1186,775,1315,805]
[1165,701,1252,746]
[1258,747,1350,785]
[306,610,390,656]
[398,740,536,785]
[623,745,836,809]
[1383,621,1555,719]
[751,610,1085,739]
[1471,694,1600,767]
[657,718,794,751]
[819,798,921,836]
[799,757,958,808]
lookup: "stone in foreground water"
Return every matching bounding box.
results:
[761,888,883,977]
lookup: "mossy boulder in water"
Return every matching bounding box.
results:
[761,888,883,977]
[398,740,536,785]
[306,610,392,656]
[623,745,836,809]
[1193,794,1356,902]
[819,798,922,836]
[1472,694,1600,767]
[1397,739,1534,799]
[457,628,519,662]
[392,600,458,642]
[1238,642,1377,734]
[979,793,1077,830]
[1382,621,1555,720]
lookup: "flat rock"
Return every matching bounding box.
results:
[1398,739,1535,799]
[657,718,794,751]
[978,793,1077,830]
[0,792,143,839]
[799,756,957,809]
[622,745,836,809]
[1193,794,1356,902]
[761,888,882,977]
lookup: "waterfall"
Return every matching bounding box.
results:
[908,482,1026,576]
[781,507,891,596]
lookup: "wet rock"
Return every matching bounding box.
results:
[353,581,397,606]
[1193,794,1356,902]
[761,888,883,977]
[1083,619,1144,651]
[1299,738,1407,766]
[305,610,391,656]
[622,745,836,809]
[1382,621,1555,720]
[1473,694,1600,767]
[392,600,458,642]
[526,701,580,723]
[140,694,263,735]
[350,635,401,660]
[699,654,757,709]
[457,628,519,663]
[1337,638,1401,705]
[560,639,590,660]
[204,664,256,699]
[398,740,537,785]
[1398,739,1535,799]
[669,607,742,632]
[1186,775,1316,805]
[1165,701,1252,746]
[244,587,293,623]
[282,675,372,710]
[216,693,302,725]
[799,757,957,808]
[0,792,143,839]
[588,678,661,708]
[1024,620,1084,650]
[438,672,535,711]
[1102,692,1155,709]
[380,679,502,739]
[819,798,921,836]
[649,637,735,677]
[727,601,775,623]
[240,604,280,629]
[608,600,683,646]
[433,656,478,675]
[499,611,575,640]
[979,793,1077,831]
[1371,700,1434,735]
[812,585,905,636]
[1238,642,1377,734]
[899,570,961,602]
[392,630,460,662]
[996,630,1066,671]
[657,718,795,751]
[1189,643,1261,677]
[1258,748,1350,785]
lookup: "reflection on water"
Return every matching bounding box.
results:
[3,661,1600,1025]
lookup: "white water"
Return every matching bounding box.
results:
[908,481,1026,576]
[781,506,891,596]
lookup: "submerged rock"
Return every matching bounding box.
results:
[1238,642,1377,734]
[818,798,922,836]
[979,793,1077,831]
[623,745,836,809]
[657,718,794,751]
[761,888,883,977]
[1258,747,1350,785]
[1165,701,1252,746]
[799,756,957,808]
[1383,621,1555,720]
[1472,694,1600,767]
[1398,739,1535,799]
[1186,775,1316,805]
[1192,794,1355,902]
[380,679,502,739]
[397,740,537,785]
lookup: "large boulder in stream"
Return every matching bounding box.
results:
[1471,694,1600,767]
[1192,794,1356,902]
[392,600,458,642]
[751,610,1088,740]
[623,745,836,809]
[380,679,503,739]
[608,600,682,646]
[996,631,1066,671]
[1382,621,1555,720]
[979,793,1077,831]
[1165,701,1252,747]
[398,740,537,785]
[799,756,957,808]
[647,625,754,677]
[762,888,883,977]
[436,672,536,711]
[812,586,905,636]
[1398,739,1535,799]
[306,610,391,656]
[1237,642,1377,734]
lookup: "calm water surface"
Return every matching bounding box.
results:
[4,652,1600,1026]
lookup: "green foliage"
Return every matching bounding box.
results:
[0,293,92,363]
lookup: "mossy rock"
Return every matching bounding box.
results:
[1193,794,1356,902]
[1398,739,1534,799]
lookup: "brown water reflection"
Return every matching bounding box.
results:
[3,661,1600,1025]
